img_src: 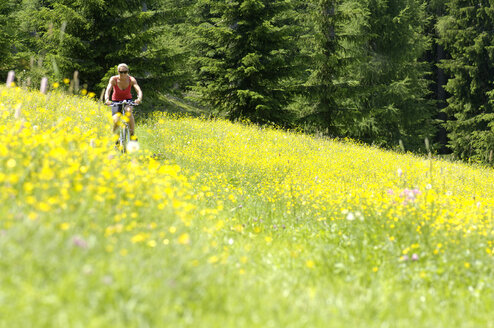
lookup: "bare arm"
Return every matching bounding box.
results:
[132,77,143,104]
[104,77,115,105]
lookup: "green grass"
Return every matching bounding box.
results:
[1,87,494,327]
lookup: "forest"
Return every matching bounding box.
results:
[1,0,493,163]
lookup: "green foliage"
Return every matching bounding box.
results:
[437,1,494,163]
[295,0,435,151]
[0,0,16,76]
[188,0,300,125]
[3,0,494,164]
[4,0,180,99]
[153,0,198,91]
[345,0,436,151]
[300,0,368,135]
[421,0,449,153]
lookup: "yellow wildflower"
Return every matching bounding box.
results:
[178,233,190,245]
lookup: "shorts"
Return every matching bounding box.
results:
[111,99,133,116]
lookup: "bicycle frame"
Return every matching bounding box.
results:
[119,120,130,153]
[110,100,138,153]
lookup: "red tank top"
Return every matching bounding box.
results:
[112,77,132,101]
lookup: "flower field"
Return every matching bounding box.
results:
[1,86,494,327]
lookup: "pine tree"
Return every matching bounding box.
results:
[301,0,367,135]
[153,0,199,91]
[6,0,177,95]
[437,1,494,162]
[424,0,449,153]
[302,0,343,134]
[189,0,300,125]
[348,0,435,151]
[0,0,15,77]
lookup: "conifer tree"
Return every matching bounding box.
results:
[6,0,176,94]
[302,0,343,133]
[0,0,15,77]
[349,0,435,151]
[301,0,367,135]
[437,1,494,162]
[423,0,449,152]
[154,0,198,91]
[189,0,300,124]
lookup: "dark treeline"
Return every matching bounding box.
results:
[1,0,494,164]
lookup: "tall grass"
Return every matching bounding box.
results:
[1,86,493,327]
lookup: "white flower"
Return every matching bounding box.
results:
[127,141,140,153]
[346,212,355,221]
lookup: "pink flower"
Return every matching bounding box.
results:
[399,188,421,204]
[72,236,88,249]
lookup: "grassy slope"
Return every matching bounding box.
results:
[1,87,494,327]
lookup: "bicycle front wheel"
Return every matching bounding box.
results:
[119,125,130,153]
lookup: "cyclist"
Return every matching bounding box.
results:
[104,63,142,141]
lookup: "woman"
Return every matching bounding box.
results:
[104,63,143,140]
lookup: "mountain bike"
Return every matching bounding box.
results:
[110,100,138,153]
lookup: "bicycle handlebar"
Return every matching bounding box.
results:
[109,100,139,106]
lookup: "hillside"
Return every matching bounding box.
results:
[1,86,494,327]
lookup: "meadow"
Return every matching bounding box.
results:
[1,85,493,327]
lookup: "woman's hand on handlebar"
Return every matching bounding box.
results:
[105,100,112,106]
